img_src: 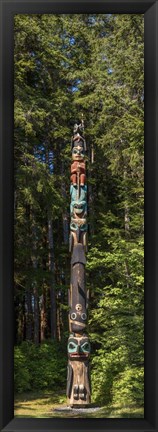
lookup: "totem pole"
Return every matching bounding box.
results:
[66,120,91,407]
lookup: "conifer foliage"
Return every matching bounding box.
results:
[14,14,144,409]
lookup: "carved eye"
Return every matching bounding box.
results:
[71,223,77,230]
[80,224,86,231]
[69,343,75,350]
[68,341,78,353]
[81,313,87,320]
[81,342,90,353]
[71,313,77,320]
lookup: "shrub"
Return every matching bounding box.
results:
[14,346,31,393]
[91,345,144,408]
[14,340,67,393]
[112,366,144,407]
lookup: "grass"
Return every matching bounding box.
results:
[14,390,144,418]
[14,389,67,418]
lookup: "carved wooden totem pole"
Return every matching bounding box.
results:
[66,120,91,407]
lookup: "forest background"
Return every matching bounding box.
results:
[14,13,144,417]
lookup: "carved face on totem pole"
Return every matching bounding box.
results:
[69,182,87,247]
[70,184,87,217]
[69,225,87,253]
[70,218,87,233]
[72,146,85,161]
[67,334,91,359]
[69,301,88,333]
[66,334,91,403]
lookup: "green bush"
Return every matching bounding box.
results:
[112,366,144,407]
[14,340,67,393]
[14,346,31,393]
[91,347,144,407]
[91,344,128,405]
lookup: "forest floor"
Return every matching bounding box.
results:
[14,390,144,418]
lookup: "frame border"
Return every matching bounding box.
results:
[0,1,158,431]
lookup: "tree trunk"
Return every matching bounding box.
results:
[124,165,130,236]
[40,287,47,342]
[25,204,33,341]
[33,281,39,345]
[61,161,69,244]
[25,285,33,341]
[14,289,25,344]
[31,221,40,346]
[124,164,130,290]
[48,217,57,339]
[57,304,61,341]
[40,230,48,340]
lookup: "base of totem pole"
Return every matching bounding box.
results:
[67,398,91,407]
[69,404,89,408]
[67,358,91,406]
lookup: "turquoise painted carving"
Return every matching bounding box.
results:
[70,219,88,232]
[70,184,87,216]
[67,335,91,357]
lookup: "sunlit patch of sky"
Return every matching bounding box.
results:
[69,36,76,46]
[71,79,81,93]
[72,86,78,92]
[34,146,54,173]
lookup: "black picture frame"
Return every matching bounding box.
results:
[0,0,157,431]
